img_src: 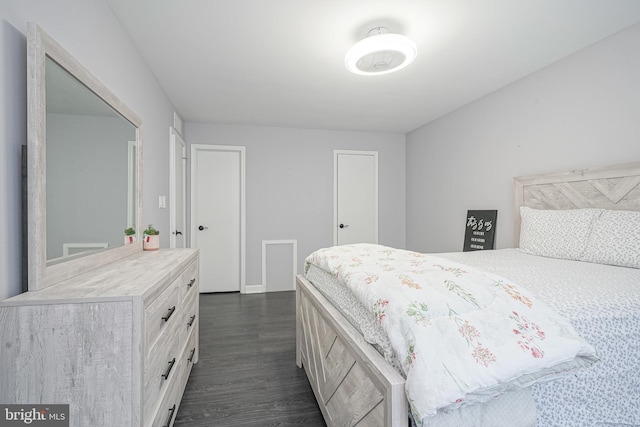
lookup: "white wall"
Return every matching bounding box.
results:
[47,114,134,258]
[185,123,406,287]
[406,22,640,254]
[4,2,637,299]
[0,1,176,299]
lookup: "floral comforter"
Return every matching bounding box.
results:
[305,244,598,423]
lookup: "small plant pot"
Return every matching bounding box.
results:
[124,234,136,245]
[143,234,160,251]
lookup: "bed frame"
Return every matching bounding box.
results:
[296,161,640,427]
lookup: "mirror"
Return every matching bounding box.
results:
[46,57,138,263]
[27,23,143,290]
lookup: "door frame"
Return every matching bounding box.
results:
[127,140,137,229]
[190,144,246,293]
[333,150,379,246]
[169,126,186,248]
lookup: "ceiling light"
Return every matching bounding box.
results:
[345,27,417,76]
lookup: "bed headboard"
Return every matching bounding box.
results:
[513,161,640,245]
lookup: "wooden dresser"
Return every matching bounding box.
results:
[0,249,199,427]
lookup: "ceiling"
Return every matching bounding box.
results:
[106,0,640,134]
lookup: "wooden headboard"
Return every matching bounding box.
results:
[513,161,640,245]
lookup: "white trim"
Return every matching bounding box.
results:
[169,127,186,248]
[127,141,137,229]
[190,144,246,293]
[262,240,298,293]
[62,242,108,257]
[173,112,184,136]
[244,284,265,294]
[333,150,379,246]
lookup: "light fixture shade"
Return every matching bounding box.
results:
[345,33,417,76]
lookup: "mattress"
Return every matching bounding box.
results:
[304,248,640,426]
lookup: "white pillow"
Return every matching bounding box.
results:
[519,207,602,261]
[581,209,640,268]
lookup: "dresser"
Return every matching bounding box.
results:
[0,249,199,427]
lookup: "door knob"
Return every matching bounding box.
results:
[198,225,208,231]
[339,224,349,229]
[172,230,183,235]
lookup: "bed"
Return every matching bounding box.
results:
[295,161,640,427]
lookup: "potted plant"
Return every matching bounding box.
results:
[124,227,136,245]
[143,224,160,251]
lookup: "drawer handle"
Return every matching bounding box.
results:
[162,306,176,322]
[187,315,196,327]
[187,278,196,288]
[162,358,176,380]
[163,404,176,427]
[188,347,196,362]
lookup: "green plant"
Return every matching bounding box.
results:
[124,227,136,236]
[143,224,160,235]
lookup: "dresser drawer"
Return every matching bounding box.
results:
[144,328,180,423]
[180,261,198,305]
[150,325,198,427]
[182,321,198,385]
[151,377,181,427]
[145,281,180,354]
[182,283,198,334]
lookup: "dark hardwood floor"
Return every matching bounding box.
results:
[174,291,326,427]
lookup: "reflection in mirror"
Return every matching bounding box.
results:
[45,57,137,263]
[27,23,142,291]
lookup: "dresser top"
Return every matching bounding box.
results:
[3,249,198,306]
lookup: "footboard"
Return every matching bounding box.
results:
[296,274,407,427]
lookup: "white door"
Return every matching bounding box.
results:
[169,127,186,248]
[334,150,378,245]
[191,145,245,293]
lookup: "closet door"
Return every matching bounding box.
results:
[191,145,245,293]
[334,150,378,246]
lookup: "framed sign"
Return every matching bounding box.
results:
[463,210,497,251]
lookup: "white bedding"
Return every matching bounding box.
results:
[438,248,640,426]
[305,244,600,426]
[305,262,539,427]
[304,246,640,426]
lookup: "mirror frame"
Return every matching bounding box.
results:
[27,23,143,291]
